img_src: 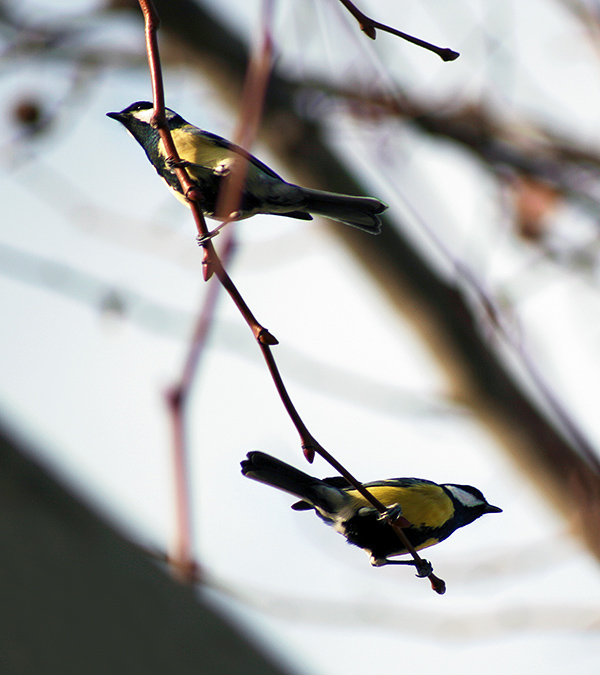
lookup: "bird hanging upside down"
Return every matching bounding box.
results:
[241,451,502,568]
[107,101,388,235]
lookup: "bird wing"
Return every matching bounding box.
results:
[344,480,455,529]
[177,126,286,181]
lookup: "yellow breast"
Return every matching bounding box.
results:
[346,483,454,529]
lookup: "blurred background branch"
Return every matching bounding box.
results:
[3,0,600,670]
[100,0,600,552]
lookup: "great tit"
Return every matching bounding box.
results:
[241,451,502,566]
[107,101,387,234]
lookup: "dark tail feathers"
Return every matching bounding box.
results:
[241,451,347,513]
[300,187,387,234]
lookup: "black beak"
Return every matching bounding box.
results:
[106,111,123,121]
[484,504,503,514]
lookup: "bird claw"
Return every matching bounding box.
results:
[370,554,433,578]
[196,229,221,246]
[196,216,237,246]
[414,559,433,578]
[378,504,410,528]
[378,504,403,522]
[166,157,192,170]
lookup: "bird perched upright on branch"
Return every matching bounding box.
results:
[107,101,387,234]
[241,451,501,567]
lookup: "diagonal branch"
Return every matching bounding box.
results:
[337,0,459,61]
[137,0,445,594]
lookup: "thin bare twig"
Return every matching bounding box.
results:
[337,0,459,61]
[214,0,275,222]
[137,0,445,594]
[165,234,237,584]
[140,0,201,583]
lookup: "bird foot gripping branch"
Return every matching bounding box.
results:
[240,451,501,592]
[377,503,411,528]
[370,554,433,577]
[107,101,388,234]
[195,223,232,246]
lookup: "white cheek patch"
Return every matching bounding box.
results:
[446,485,484,508]
[132,107,155,124]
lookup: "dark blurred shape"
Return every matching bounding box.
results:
[131,0,600,556]
[11,97,46,135]
[511,175,560,242]
[13,99,42,126]
[0,422,293,675]
[100,289,127,318]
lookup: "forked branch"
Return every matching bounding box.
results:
[137,0,445,594]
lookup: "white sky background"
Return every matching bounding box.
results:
[1,0,600,673]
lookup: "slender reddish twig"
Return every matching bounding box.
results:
[166,390,195,582]
[165,234,237,583]
[214,0,275,222]
[338,0,459,61]
[140,0,202,583]
[139,0,277,583]
[137,0,445,594]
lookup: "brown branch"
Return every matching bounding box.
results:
[214,0,274,222]
[165,234,237,584]
[337,0,459,61]
[137,0,445,594]
[140,0,208,584]
[310,443,446,592]
[165,386,196,583]
[259,342,444,591]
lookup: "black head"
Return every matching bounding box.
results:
[443,483,502,524]
[106,101,188,144]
